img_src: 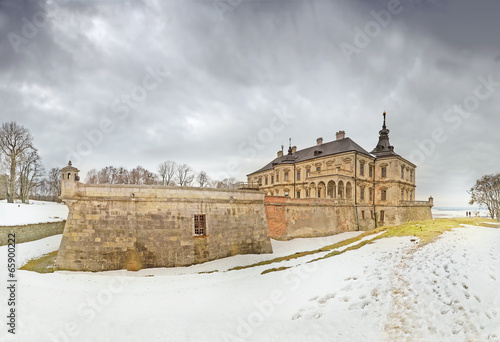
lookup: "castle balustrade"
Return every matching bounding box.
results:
[306,169,353,179]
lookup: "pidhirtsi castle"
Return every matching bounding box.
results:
[55,113,432,271]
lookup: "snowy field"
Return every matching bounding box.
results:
[0,203,499,341]
[0,200,68,226]
[0,225,499,341]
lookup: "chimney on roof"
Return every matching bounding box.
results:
[277,150,283,158]
[336,130,346,141]
[291,146,297,154]
[317,137,323,145]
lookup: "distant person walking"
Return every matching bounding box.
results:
[466,211,469,217]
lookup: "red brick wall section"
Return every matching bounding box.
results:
[265,196,288,238]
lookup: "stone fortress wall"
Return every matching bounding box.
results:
[55,163,273,271]
[264,196,433,240]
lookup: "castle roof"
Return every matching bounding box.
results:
[247,137,373,176]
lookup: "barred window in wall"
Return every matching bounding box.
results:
[194,214,206,236]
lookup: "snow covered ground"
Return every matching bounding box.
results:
[0,200,68,226]
[0,224,499,342]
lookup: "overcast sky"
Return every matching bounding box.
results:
[1,0,499,207]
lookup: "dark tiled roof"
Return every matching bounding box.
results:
[248,137,374,176]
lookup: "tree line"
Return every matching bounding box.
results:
[0,121,241,204]
[84,161,239,189]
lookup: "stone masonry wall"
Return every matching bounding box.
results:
[265,196,432,240]
[0,221,66,246]
[56,184,272,271]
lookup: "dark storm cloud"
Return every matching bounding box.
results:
[0,0,499,206]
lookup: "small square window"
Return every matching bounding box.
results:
[194,214,206,236]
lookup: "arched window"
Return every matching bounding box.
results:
[338,181,344,199]
[327,180,336,198]
[346,182,352,199]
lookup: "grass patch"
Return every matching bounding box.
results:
[228,230,381,272]
[261,266,290,275]
[20,251,58,273]
[233,217,499,273]
[375,217,498,245]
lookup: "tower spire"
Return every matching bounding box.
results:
[371,111,396,156]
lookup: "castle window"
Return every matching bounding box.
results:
[67,173,71,179]
[410,191,413,200]
[381,189,387,201]
[194,214,206,236]
[381,166,387,178]
[361,210,365,220]
[401,166,405,179]
[369,165,373,178]
[410,170,413,182]
[401,189,404,201]
[306,168,310,178]
[360,187,365,201]
[316,166,321,173]
[306,189,310,198]
[371,210,374,219]
[369,188,373,201]
[284,191,289,197]
[297,170,301,181]
[360,162,365,176]
[284,171,289,181]
[265,176,268,185]
[271,175,274,184]
[296,190,301,198]
[317,188,321,198]
[380,210,385,222]
[276,172,279,182]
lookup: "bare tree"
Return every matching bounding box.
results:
[115,167,130,184]
[129,166,157,185]
[176,164,194,187]
[85,169,99,184]
[196,171,210,188]
[18,148,44,203]
[469,173,500,219]
[98,166,118,184]
[213,177,238,189]
[47,167,62,201]
[158,161,177,186]
[0,122,34,203]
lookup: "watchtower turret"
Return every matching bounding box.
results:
[60,161,80,198]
